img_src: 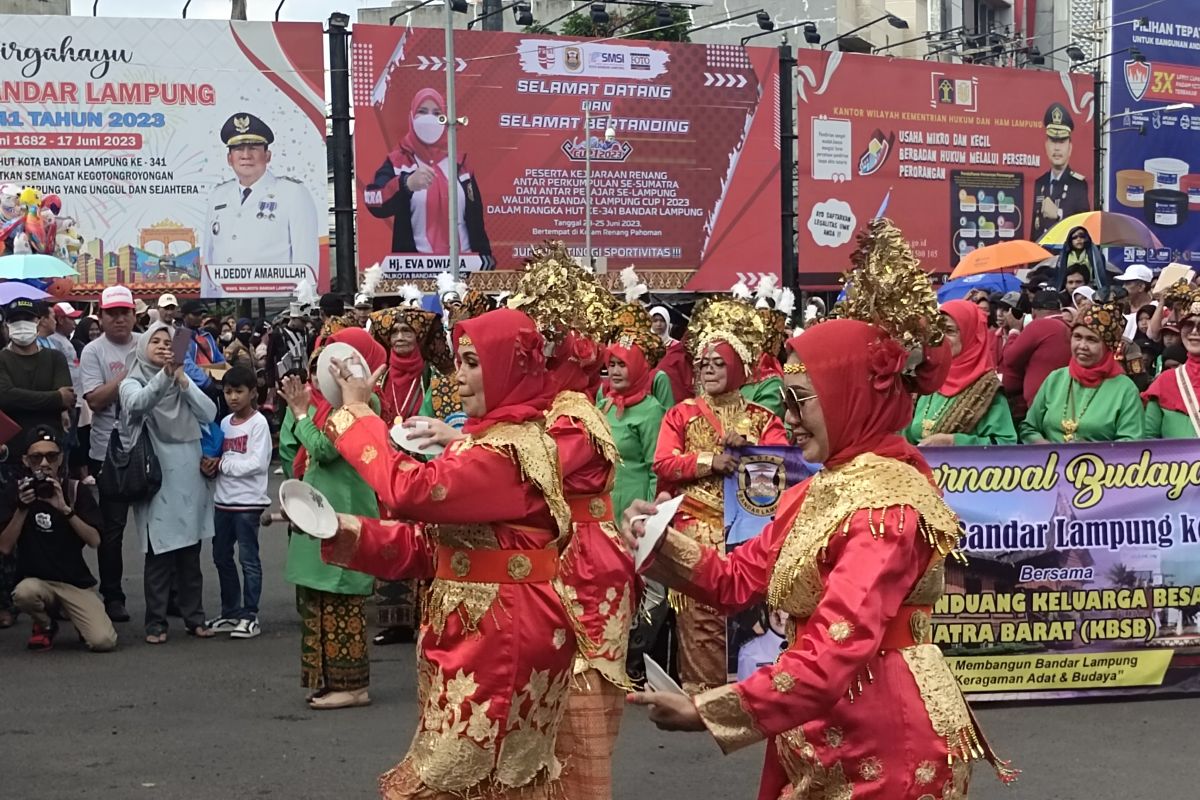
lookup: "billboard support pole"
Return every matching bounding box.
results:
[444,5,462,279]
[585,105,592,268]
[778,44,798,291]
[328,14,355,296]
[1092,70,1103,211]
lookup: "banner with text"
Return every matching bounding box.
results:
[1106,1,1200,271]
[0,17,328,299]
[350,26,781,291]
[727,441,1200,700]
[795,51,1095,276]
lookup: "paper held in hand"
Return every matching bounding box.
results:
[643,654,685,695]
[632,494,686,570]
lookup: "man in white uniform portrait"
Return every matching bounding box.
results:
[202,112,318,271]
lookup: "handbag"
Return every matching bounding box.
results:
[98,417,162,503]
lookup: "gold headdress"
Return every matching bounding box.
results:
[608,268,665,366]
[1163,279,1200,321]
[1075,299,1127,353]
[687,290,767,371]
[507,240,614,345]
[835,218,945,349]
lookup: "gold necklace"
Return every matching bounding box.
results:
[1061,381,1098,442]
[921,394,953,438]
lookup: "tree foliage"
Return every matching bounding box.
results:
[526,7,691,42]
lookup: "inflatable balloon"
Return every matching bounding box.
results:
[44,277,74,299]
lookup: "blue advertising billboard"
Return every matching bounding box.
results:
[1106,3,1200,269]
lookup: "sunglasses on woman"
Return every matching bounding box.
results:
[779,385,819,418]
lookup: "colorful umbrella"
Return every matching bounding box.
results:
[937,273,1022,303]
[0,282,50,305]
[950,240,1054,279]
[1039,211,1162,249]
[0,253,77,280]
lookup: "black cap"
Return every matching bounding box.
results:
[1032,289,1062,311]
[221,113,273,148]
[4,298,45,321]
[181,299,207,316]
[23,423,63,453]
[319,293,345,317]
[1044,102,1074,141]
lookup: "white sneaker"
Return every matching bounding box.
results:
[206,617,241,633]
[230,618,261,639]
[273,467,284,475]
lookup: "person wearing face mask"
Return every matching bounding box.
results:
[202,112,318,273]
[0,299,73,443]
[623,219,1014,800]
[222,318,257,369]
[363,87,492,261]
[653,296,789,695]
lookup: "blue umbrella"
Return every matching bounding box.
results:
[937,273,1020,303]
[0,282,50,304]
[0,253,77,280]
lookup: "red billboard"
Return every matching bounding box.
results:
[351,26,781,291]
[795,51,1095,276]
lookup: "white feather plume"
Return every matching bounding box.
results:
[730,280,752,301]
[435,271,457,297]
[754,275,778,308]
[293,276,318,309]
[775,287,795,316]
[359,263,382,300]
[399,284,423,306]
[620,266,648,304]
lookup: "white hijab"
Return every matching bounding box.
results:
[649,305,676,345]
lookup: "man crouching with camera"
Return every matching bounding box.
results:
[0,425,116,652]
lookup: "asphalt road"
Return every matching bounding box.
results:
[3,478,1197,799]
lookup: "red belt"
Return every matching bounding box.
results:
[567,494,613,523]
[880,605,934,650]
[434,545,558,583]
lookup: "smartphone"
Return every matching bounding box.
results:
[171,327,193,365]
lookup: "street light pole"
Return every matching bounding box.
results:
[584,105,592,267]
[444,2,461,279]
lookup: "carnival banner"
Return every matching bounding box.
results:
[794,51,1095,276]
[727,441,1200,700]
[350,26,781,291]
[1106,1,1200,270]
[0,16,329,299]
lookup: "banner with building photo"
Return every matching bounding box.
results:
[1106,0,1200,271]
[0,16,328,299]
[727,441,1200,700]
[350,26,781,291]
[794,50,1095,276]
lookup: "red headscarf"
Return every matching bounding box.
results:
[787,320,929,476]
[394,87,451,253]
[547,331,603,399]
[295,328,388,478]
[1143,352,1200,414]
[1067,327,1125,388]
[699,340,748,394]
[454,308,549,435]
[938,300,995,396]
[603,340,652,416]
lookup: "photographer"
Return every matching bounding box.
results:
[0,426,116,652]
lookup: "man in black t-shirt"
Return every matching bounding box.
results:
[0,426,115,652]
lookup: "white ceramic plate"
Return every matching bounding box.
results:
[633,494,685,571]
[643,654,685,695]
[279,479,337,539]
[315,341,367,409]
[390,421,445,456]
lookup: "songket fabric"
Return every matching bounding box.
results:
[653,392,788,692]
[545,390,634,800]
[647,453,1010,800]
[322,405,576,799]
[296,586,370,691]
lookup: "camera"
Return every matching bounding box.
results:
[21,473,56,500]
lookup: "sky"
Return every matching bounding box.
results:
[69,0,379,22]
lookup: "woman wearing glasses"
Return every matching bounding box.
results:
[652,296,789,695]
[626,220,1014,800]
[1143,288,1200,439]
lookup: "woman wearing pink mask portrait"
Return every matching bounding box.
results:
[363,87,492,260]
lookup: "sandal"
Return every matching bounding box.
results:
[145,632,168,644]
[309,689,370,710]
[186,626,216,638]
